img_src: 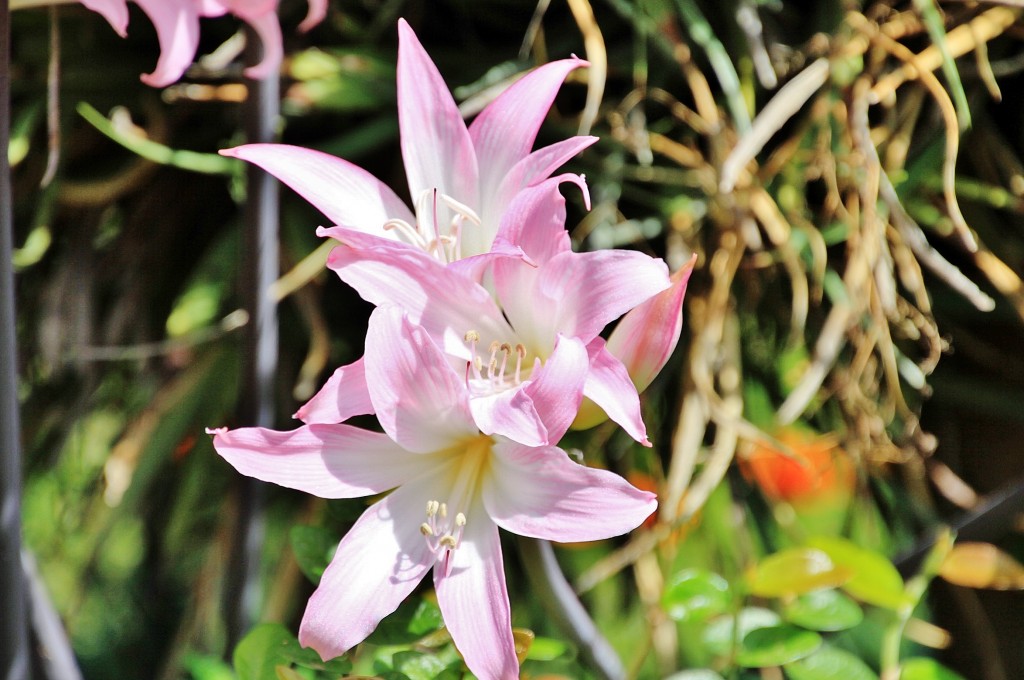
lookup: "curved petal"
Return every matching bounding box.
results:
[434,501,518,680]
[80,0,130,36]
[210,423,432,497]
[300,477,438,658]
[397,20,477,217]
[239,10,284,81]
[294,356,373,424]
[468,386,547,448]
[365,308,477,453]
[494,174,582,267]
[482,135,596,241]
[469,57,588,202]
[534,249,670,342]
[607,254,696,393]
[326,243,511,359]
[445,239,531,285]
[222,145,414,239]
[521,334,589,443]
[133,0,201,87]
[299,0,328,32]
[582,340,650,446]
[484,440,657,541]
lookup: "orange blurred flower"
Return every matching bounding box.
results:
[741,429,855,505]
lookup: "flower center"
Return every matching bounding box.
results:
[419,500,467,557]
[383,188,480,265]
[418,435,492,574]
[463,330,530,392]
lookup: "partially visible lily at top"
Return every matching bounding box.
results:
[209,307,657,679]
[222,18,596,277]
[13,0,326,86]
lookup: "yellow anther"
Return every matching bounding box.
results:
[439,535,458,549]
[420,523,434,536]
[499,342,512,354]
[439,502,448,518]
[455,513,467,527]
[489,340,501,354]
[515,343,527,358]
[464,330,480,343]
[426,500,439,516]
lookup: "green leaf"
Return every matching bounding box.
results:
[784,646,879,680]
[183,653,235,680]
[274,668,305,680]
[736,625,822,668]
[747,548,852,597]
[807,537,908,609]
[392,651,448,680]
[77,102,236,175]
[525,636,573,661]
[367,597,444,645]
[233,624,297,680]
[900,657,968,680]
[289,525,338,584]
[662,568,733,623]
[703,607,781,657]
[783,589,863,631]
[665,671,727,680]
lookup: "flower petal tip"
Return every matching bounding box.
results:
[205,427,228,437]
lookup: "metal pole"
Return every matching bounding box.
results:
[0,0,32,677]
[224,21,279,648]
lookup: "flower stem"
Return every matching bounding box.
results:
[0,0,31,677]
[516,537,626,680]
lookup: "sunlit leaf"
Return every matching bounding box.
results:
[747,548,851,597]
[808,537,908,609]
[662,568,732,623]
[784,645,878,680]
[783,589,863,631]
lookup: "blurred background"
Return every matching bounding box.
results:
[10,0,1024,678]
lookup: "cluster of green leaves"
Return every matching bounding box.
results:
[661,535,966,680]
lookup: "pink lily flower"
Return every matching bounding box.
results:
[72,0,326,86]
[209,307,657,679]
[319,176,673,446]
[220,18,597,275]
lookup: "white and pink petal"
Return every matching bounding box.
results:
[294,357,373,424]
[365,308,478,453]
[434,499,518,680]
[210,423,430,498]
[484,440,657,541]
[607,254,696,393]
[221,145,415,240]
[581,339,651,446]
[396,19,478,222]
[299,479,439,658]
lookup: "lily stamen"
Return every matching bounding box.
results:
[383,218,429,250]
